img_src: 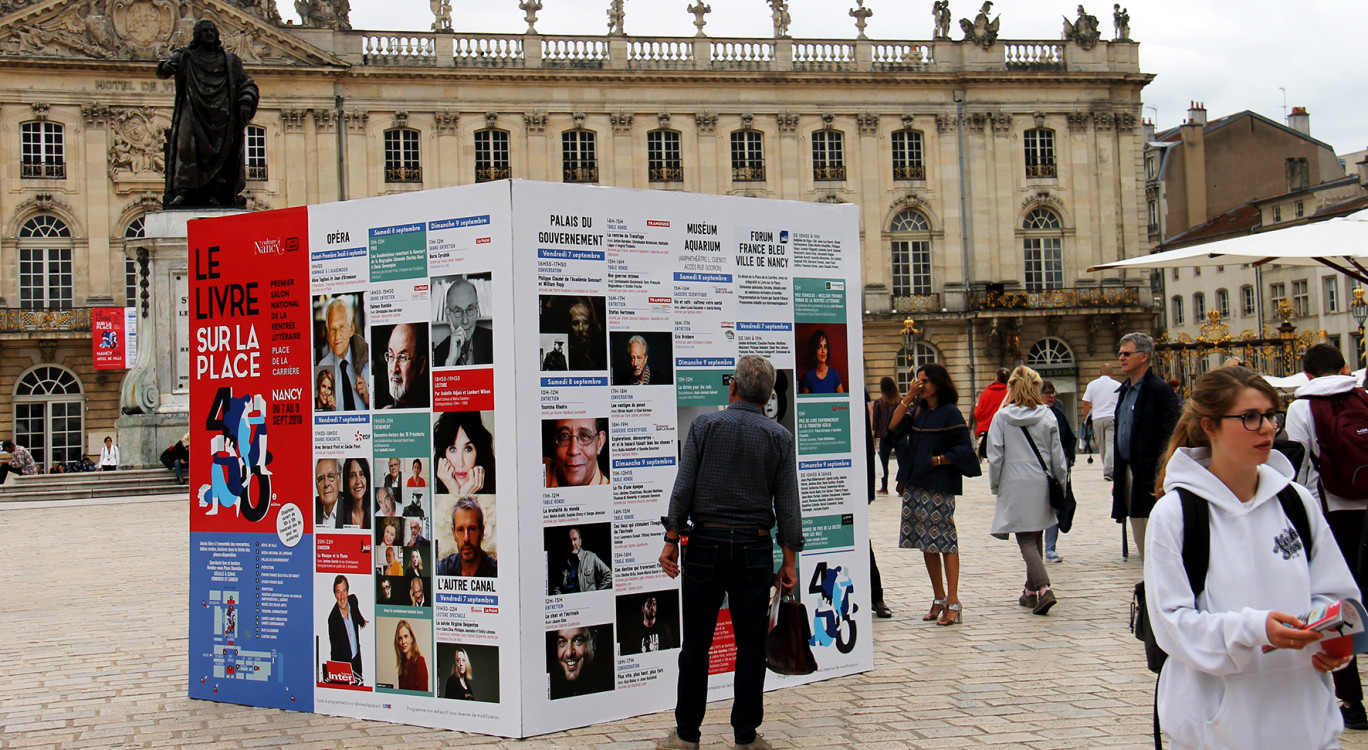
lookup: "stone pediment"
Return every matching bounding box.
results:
[0,0,347,67]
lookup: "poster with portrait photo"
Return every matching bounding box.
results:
[544,522,613,596]
[315,572,374,690]
[432,410,497,495]
[405,456,430,490]
[374,485,402,520]
[377,455,406,497]
[402,544,432,580]
[334,456,372,530]
[313,292,371,412]
[608,331,673,386]
[375,575,406,606]
[436,642,500,703]
[403,570,432,607]
[546,623,615,699]
[370,322,431,411]
[538,295,607,372]
[399,513,430,548]
[401,485,429,521]
[538,333,568,371]
[313,365,338,413]
[541,417,610,488]
[374,615,435,695]
[615,590,680,655]
[794,323,849,396]
[431,273,494,368]
[434,494,499,577]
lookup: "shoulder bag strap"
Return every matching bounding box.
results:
[1274,484,1314,561]
[1018,425,1051,477]
[1175,487,1211,600]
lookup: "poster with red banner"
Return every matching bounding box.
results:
[92,307,127,369]
[187,207,316,712]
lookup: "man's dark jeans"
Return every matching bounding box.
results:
[675,529,775,745]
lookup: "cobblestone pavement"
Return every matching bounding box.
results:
[4,460,1367,749]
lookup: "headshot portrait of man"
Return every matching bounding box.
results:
[566,298,605,370]
[540,296,606,372]
[544,417,609,487]
[374,323,429,410]
[315,458,342,529]
[436,496,498,577]
[433,275,493,367]
[409,575,429,607]
[541,338,568,371]
[550,526,612,595]
[547,625,613,699]
[316,295,370,411]
[384,457,403,491]
[378,577,395,605]
[620,592,677,655]
[406,517,428,547]
[617,335,652,385]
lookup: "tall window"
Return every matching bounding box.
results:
[13,365,84,467]
[1193,292,1206,321]
[1324,276,1340,313]
[21,121,65,179]
[1273,205,1283,223]
[895,342,939,393]
[1024,128,1056,178]
[730,130,764,182]
[1216,288,1230,318]
[18,216,73,310]
[383,128,421,183]
[1241,285,1256,316]
[891,129,924,180]
[1269,282,1286,311]
[245,125,267,181]
[1296,200,1305,219]
[1147,199,1159,232]
[1022,208,1063,291]
[889,210,932,297]
[125,217,144,305]
[811,130,845,181]
[647,129,682,182]
[1171,295,1185,325]
[562,130,597,183]
[475,129,511,182]
[1292,279,1309,316]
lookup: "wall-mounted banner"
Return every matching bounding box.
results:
[187,182,868,738]
[92,306,134,369]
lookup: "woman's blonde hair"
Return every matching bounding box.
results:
[394,619,421,682]
[1006,365,1043,408]
[1154,366,1280,490]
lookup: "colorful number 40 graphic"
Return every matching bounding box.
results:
[197,387,275,522]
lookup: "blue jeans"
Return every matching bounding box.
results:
[675,529,775,745]
[1045,523,1059,556]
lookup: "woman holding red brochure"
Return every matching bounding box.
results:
[1144,367,1359,748]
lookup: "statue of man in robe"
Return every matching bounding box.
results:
[156,19,260,208]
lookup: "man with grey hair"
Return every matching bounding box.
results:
[657,354,802,750]
[437,496,497,577]
[1110,332,1180,560]
[317,295,370,411]
[617,335,653,385]
[1081,362,1121,480]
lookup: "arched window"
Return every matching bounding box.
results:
[647,129,682,182]
[562,129,598,183]
[475,129,511,182]
[891,129,925,180]
[1216,288,1230,318]
[13,365,84,467]
[1171,295,1185,325]
[383,128,421,183]
[1193,292,1207,321]
[1240,285,1256,316]
[18,215,73,309]
[889,209,932,298]
[124,217,145,305]
[1022,208,1063,291]
[895,342,940,393]
[1027,337,1074,367]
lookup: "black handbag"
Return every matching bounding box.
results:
[765,591,817,675]
[1019,426,1075,532]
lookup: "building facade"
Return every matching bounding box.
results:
[0,0,1154,462]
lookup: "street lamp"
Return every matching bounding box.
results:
[901,316,919,352]
[1351,287,1368,365]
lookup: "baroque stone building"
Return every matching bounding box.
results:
[0,0,1153,462]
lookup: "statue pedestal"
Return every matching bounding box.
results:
[117,208,244,466]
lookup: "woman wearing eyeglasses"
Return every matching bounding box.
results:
[1144,367,1358,749]
[433,411,496,495]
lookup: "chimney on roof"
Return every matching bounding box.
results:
[1358,156,1368,186]
[1187,101,1207,126]
[1142,117,1155,143]
[1288,106,1311,135]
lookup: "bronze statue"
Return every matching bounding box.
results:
[156,19,259,209]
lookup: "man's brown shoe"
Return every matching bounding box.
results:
[657,730,699,750]
[735,734,772,750]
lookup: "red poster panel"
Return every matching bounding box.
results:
[188,208,313,534]
[92,307,126,369]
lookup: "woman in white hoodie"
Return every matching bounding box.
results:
[1146,366,1359,749]
[987,365,1068,615]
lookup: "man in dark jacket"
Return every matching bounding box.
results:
[1110,332,1181,561]
[1041,381,1075,562]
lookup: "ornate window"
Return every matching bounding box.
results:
[1241,285,1256,316]
[1216,288,1231,318]
[889,210,932,297]
[1027,337,1074,367]
[730,130,765,182]
[383,128,422,183]
[13,365,84,467]
[1024,127,1056,178]
[18,215,73,310]
[1171,295,1185,325]
[895,342,940,393]
[474,129,511,182]
[562,130,598,183]
[811,129,845,181]
[125,217,144,306]
[244,125,267,181]
[891,129,925,180]
[647,129,682,182]
[21,121,65,179]
[1021,208,1063,291]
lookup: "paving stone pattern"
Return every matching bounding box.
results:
[4,462,1366,749]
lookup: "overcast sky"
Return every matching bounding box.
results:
[281,0,1364,159]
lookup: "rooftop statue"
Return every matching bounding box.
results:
[1113,4,1130,40]
[768,0,791,39]
[932,0,951,40]
[959,2,1000,49]
[606,0,625,36]
[156,19,260,209]
[1062,4,1101,50]
[295,0,352,30]
[432,0,452,32]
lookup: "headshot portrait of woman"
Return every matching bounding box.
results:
[433,411,496,495]
[1145,367,1357,748]
[393,619,429,692]
[314,367,336,412]
[444,647,477,700]
[800,329,845,394]
[407,458,427,487]
[340,457,371,529]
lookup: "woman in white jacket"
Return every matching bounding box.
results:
[988,366,1068,615]
[1145,366,1359,749]
[98,436,119,471]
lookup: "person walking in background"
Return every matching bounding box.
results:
[1145,366,1357,748]
[865,388,891,618]
[970,368,1010,458]
[1041,381,1075,563]
[987,366,1067,615]
[99,436,120,472]
[1081,363,1121,480]
[1111,332,1182,562]
[870,376,902,494]
[1285,343,1368,730]
[887,363,978,626]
